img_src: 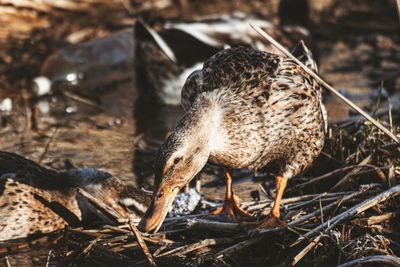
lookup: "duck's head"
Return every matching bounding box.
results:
[138,107,212,233]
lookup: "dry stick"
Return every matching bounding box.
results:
[61,91,104,111]
[81,235,103,255]
[250,25,399,144]
[38,126,58,164]
[245,192,348,211]
[129,221,157,267]
[290,188,379,263]
[291,234,322,266]
[113,243,141,253]
[102,225,176,245]
[215,186,375,260]
[214,235,264,260]
[45,250,52,267]
[351,212,394,226]
[3,256,11,267]
[157,238,235,258]
[185,218,242,232]
[304,184,400,238]
[77,188,123,224]
[286,192,329,211]
[287,187,371,231]
[69,228,106,237]
[214,226,286,260]
[65,239,133,262]
[287,165,377,193]
[330,155,372,191]
[153,245,170,257]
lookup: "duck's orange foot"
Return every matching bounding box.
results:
[210,194,254,221]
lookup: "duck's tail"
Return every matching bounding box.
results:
[291,40,318,73]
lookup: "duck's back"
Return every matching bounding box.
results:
[181,46,281,110]
[181,46,326,178]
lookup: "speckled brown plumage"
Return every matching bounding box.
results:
[139,43,327,232]
[182,44,326,178]
[0,151,150,241]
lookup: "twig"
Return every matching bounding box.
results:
[77,188,123,224]
[352,212,395,226]
[64,239,134,263]
[291,234,322,266]
[304,184,400,238]
[213,235,264,260]
[81,235,103,255]
[250,24,399,143]
[286,192,329,211]
[3,256,11,267]
[214,225,288,260]
[45,250,52,267]
[336,255,400,267]
[61,91,104,111]
[157,238,235,258]
[185,218,242,232]
[258,184,269,198]
[330,155,372,191]
[38,126,58,164]
[246,192,348,211]
[288,187,372,231]
[287,165,382,193]
[129,221,157,267]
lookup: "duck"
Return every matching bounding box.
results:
[133,14,312,141]
[138,43,327,233]
[0,151,150,241]
[133,13,311,107]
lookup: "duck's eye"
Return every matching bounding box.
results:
[157,191,164,198]
[173,157,181,165]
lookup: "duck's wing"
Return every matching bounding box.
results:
[291,41,328,132]
[0,178,73,241]
[181,69,204,110]
[181,46,281,110]
[181,45,328,134]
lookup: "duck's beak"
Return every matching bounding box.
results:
[138,186,180,233]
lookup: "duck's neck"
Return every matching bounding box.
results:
[176,96,225,154]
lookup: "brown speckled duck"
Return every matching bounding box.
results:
[139,43,327,233]
[0,151,150,241]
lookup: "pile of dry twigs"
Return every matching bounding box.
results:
[39,112,400,267]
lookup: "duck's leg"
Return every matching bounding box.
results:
[257,175,287,228]
[211,170,253,220]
